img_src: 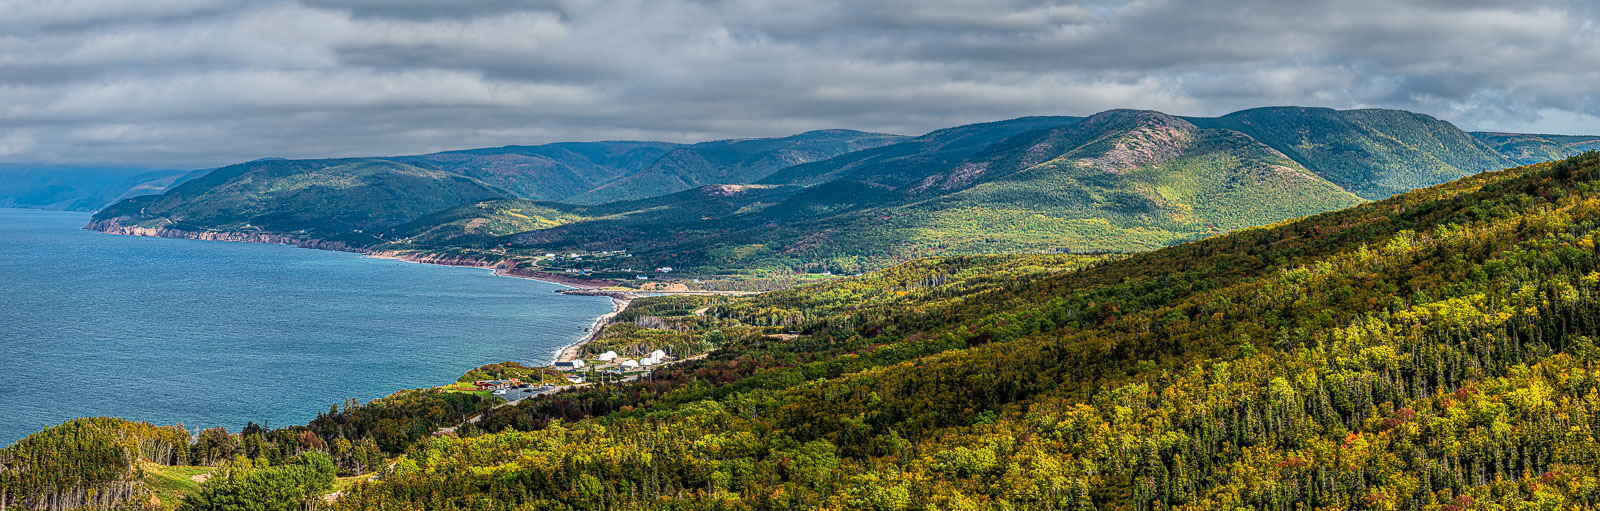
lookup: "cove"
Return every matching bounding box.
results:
[0,207,611,445]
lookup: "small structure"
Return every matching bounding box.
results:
[553,360,585,371]
[597,351,619,361]
[655,266,674,273]
[636,275,649,280]
[473,378,521,390]
[649,349,667,360]
[618,359,640,369]
[566,375,586,384]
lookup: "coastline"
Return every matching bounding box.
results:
[85,219,635,369]
[553,295,632,363]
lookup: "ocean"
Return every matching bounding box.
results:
[0,208,611,445]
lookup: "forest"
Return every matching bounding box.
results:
[12,152,1600,509]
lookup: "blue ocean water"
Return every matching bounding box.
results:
[0,208,611,445]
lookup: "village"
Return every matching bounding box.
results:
[465,348,679,404]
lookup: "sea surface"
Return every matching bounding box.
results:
[0,208,611,445]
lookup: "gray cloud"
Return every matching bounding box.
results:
[0,0,1596,168]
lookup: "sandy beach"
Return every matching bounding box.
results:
[553,294,632,363]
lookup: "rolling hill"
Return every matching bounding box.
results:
[87,107,1600,283]
[90,158,510,243]
[391,141,681,201]
[1470,131,1600,165]
[1192,106,1517,199]
[564,129,908,204]
[470,108,1580,278]
[25,151,1600,509]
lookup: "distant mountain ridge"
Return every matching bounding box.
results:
[1470,131,1600,165]
[567,129,909,204]
[85,106,1600,281]
[0,164,203,212]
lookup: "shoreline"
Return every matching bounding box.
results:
[84,219,636,370]
[553,295,632,363]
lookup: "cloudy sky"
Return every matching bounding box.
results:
[2,0,1597,168]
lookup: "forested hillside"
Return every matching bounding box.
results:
[567,129,907,204]
[86,108,1600,285]
[1195,107,1516,199]
[1472,132,1600,166]
[335,151,1600,509]
[89,158,512,242]
[21,152,1600,509]
[392,141,682,201]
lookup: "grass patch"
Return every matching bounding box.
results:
[140,462,213,510]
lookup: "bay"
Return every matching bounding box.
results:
[0,207,611,445]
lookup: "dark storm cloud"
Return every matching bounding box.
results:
[0,0,1596,168]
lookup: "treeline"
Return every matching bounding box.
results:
[0,418,185,510]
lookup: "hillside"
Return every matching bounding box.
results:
[327,151,1600,509]
[90,158,510,243]
[565,129,908,204]
[1471,131,1600,165]
[392,141,681,201]
[85,107,1600,284]
[758,116,1082,188]
[23,152,1600,509]
[1193,107,1516,199]
[464,110,1367,276]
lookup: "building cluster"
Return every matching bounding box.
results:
[472,378,521,390]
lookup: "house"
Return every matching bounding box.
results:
[473,378,521,390]
[553,360,585,370]
[636,275,649,280]
[655,266,674,273]
[597,351,618,361]
[566,375,585,384]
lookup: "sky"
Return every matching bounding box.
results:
[1,0,1597,169]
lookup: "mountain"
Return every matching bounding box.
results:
[759,116,1081,187]
[1470,131,1600,165]
[1192,106,1516,199]
[391,141,681,201]
[90,158,509,243]
[85,107,1598,283]
[339,150,1600,509]
[24,152,1600,509]
[564,130,908,204]
[476,108,1542,277]
[0,164,202,211]
[473,110,1369,275]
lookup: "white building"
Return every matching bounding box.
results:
[553,359,585,370]
[597,351,618,361]
[619,359,640,369]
